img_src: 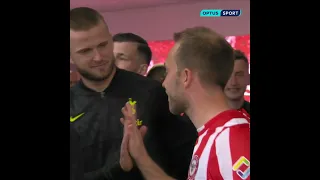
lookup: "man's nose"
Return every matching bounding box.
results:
[92,49,103,61]
[230,75,238,86]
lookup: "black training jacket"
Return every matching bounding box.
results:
[70,68,197,180]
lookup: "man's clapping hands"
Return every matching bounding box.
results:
[119,102,148,171]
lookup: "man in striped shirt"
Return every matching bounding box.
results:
[120,27,250,180]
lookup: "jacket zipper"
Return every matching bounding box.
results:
[100,92,105,98]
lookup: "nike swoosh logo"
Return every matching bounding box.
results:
[70,113,85,122]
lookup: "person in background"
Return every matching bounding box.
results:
[113,33,152,76]
[224,50,250,114]
[70,7,197,180]
[146,64,166,83]
[119,27,250,180]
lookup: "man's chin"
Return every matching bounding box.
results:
[169,110,179,115]
[79,66,115,82]
[80,72,109,81]
[228,95,244,101]
[169,106,184,116]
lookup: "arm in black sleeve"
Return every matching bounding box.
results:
[71,125,133,180]
[83,161,132,180]
[83,150,142,180]
[150,86,198,180]
[70,125,84,180]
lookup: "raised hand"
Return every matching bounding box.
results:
[120,102,148,161]
[119,116,133,171]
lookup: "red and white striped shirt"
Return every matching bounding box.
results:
[187,110,250,180]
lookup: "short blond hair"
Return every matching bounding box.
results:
[173,27,234,89]
[70,7,105,31]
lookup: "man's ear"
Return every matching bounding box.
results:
[70,57,74,64]
[139,64,148,76]
[183,68,193,89]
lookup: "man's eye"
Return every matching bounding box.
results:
[79,49,91,54]
[98,42,108,47]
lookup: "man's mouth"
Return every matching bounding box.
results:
[92,62,107,68]
[229,88,240,92]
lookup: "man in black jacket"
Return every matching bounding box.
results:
[70,7,197,180]
[224,50,250,114]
